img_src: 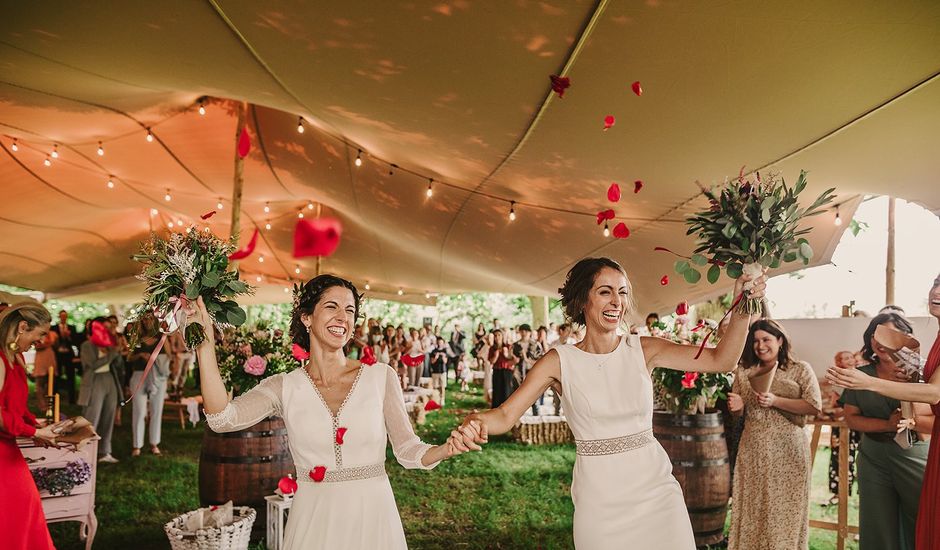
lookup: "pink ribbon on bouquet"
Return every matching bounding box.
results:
[121,296,188,406]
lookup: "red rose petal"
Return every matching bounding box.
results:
[631,81,643,96]
[549,75,570,98]
[360,346,376,365]
[676,301,690,316]
[596,209,615,225]
[292,343,310,361]
[634,180,643,193]
[660,275,669,286]
[336,427,347,445]
[612,222,630,239]
[228,228,259,260]
[607,183,621,203]
[293,218,343,258]
[237,126,251,159]
[425,399,441,411]
[603,115,615,130]
[310,466,326,482]
[201,210,217,220]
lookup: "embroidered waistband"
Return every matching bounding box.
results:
[297,462,386,483]
[575,429,655,456]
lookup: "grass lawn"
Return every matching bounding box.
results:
[42,381,858,549]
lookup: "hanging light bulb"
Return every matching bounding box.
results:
[426,179,434,198]
[203,227,211,233]
[10,138,18,152]
[509,201,516,221]
[176,220,183,227]
[264,221,272,231]
[217,198,224,210]
[294,265,301,275]
[297,117,305,134]
[150,208,158,216]
[298,211,305,219]
[258,255,265,263]
[97,141,104,156]
[51,144,59,159]
[364,282,371,291]
[603,222,610,237]
[264,202,270,213]
[145,128,153,143]
[834,209,842,226]
[425,292,431,299]
[167,222,174,229]
[284,287,290,293]
[397,288,404,296]
[164,189,172,202]
[107,176,114,189]
[355,149,362,167]
[44,156,51,167]
[198,99,206,116]
[307,201,314,211]
[256,275,263,283]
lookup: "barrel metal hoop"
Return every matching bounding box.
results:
[654,433,725,442]
[201,452,291,464]
[686,504,729,514]
[692,527,726,538]
[214,428,288,439]
[655,413,723,428]
[670,457,729,468]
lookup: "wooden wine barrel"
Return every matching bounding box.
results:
[653,411,730,548]
[199,416,294,531]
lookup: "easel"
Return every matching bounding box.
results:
[808,418,859,550]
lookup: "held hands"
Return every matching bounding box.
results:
[756,392,776,408]
[445,419,486,457]
[727,392,744,413]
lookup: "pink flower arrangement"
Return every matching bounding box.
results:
[243,355,267,376]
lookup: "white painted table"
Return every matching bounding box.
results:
[18,438,99,550]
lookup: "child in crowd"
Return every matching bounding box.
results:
[824,350,861,506]
[459,358,473,392]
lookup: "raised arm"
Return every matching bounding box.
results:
[642,272,765,374]
[461,350,560,438]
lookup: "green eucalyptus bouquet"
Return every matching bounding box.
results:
[132,230,253,349]
[675,170,834,314]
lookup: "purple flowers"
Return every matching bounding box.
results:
[32,458,91,496]
[243,355,267,376]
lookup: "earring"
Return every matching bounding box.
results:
[8,340,19,352]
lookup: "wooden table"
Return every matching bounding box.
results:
[807,418,859,550]
[18,438,99,550]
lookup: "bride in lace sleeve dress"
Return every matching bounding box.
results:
[460,257,766,549]
[190,274,481,550]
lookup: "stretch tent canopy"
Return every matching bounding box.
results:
[1,1,938,313]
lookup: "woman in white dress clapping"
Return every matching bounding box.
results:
[191,274,480,549]
[459,257,766,548]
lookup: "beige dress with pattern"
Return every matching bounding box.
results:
[728,361,822,550]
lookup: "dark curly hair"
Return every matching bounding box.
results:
[558,257,636,326]
[289,274,362,352]
[861,312,913,364]
[741,319,799,370]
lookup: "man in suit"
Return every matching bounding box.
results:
[51,310,79,404]
[447,323,466,380]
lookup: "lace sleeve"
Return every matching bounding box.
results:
[382,365,439,470]
[204,374,284,433]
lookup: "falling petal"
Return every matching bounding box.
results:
[612,222,630,238]
[228,228,259,260]
[309,466,327,482]
[549,75,571,98]
[660,275,669,286]
[200,210,216,220]
[237,126,251,159]
[634,180,643,193]
[631,81,643,96]
[676,301,690,316]
[607,183,621,203]
[293,218,343,258]
[603,115,615,130]
[596,209,615,225]
[336,427,348,445]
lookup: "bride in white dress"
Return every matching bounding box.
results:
[460,257,766,548]
[190,274,479,549]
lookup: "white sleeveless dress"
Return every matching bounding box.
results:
[206,364,438,549]
[556,335,695,549]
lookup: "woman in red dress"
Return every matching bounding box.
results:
[1,302,58,550]
[828,272,940,549]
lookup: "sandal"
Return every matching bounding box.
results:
[131,448,141,457]
[150,446,161,455]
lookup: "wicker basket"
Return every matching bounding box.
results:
[164,506,256,550]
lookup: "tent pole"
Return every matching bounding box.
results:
[886,197,896,305]
[230,101,248,241]
[315,203,322,276]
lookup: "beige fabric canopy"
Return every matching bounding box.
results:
[1,2,938,313]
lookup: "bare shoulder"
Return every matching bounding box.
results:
[639,335,670,359]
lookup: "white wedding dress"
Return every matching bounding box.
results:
[555,335,695,549]
[206,363,438,549]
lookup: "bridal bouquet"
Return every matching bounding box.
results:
[216,324,299,396]
[675,170,835,314]
[133,231,253,349]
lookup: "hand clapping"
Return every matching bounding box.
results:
[756,392,776,408]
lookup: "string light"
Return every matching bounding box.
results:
[255,275,263,283]
[508,201,516,222]
[603,222,610,237]
[425,292,431,299]
[198,100,206,116]
[51,144,59,159]
[264,221,272,230]
[364,282,371,291]
[307,201,314,211]
[176,220,183,227]
[264,202,270,213]
[164,189,172,202]
[150,208,158,216]
[107,176,114,189]
[203,227,211,232]
[426,179,433,198]
[44,155,51,167]
[258,255,265,263]
[10,138,17,152]
[97,142,104,156]
[388,164,397,176]
[146,128,154,142]
[297,117,305,134]
[167,222,174,229]
[834,209,842,226]
[355,149,362,167]
[294,265,301,274]
[297,211,305,219]
[284,287,290,293]
[397,288,404,296]
[217,198,224,210]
